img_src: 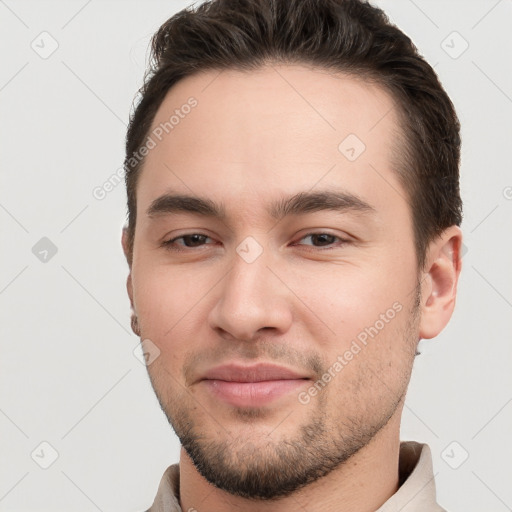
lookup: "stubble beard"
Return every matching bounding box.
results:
[147,288,421,500]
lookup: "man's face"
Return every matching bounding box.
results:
[125,65,422,498]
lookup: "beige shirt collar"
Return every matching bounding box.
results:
[146,441,447,512]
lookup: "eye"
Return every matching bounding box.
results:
[161,231,349,253]
[294,232,349,249]
[161,233,214,251]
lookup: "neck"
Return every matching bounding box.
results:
[179,412,402,512]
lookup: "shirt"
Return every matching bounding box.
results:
[146,440,447,511]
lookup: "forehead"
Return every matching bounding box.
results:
[137,64,406,222]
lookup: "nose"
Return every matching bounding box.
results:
[208,245,293,342]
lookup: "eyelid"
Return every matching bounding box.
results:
[161,232,215,249]
[161,230,351,252]
[293,231,351,249]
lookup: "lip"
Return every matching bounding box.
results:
[201,363,307,382]
[199,363,309,407]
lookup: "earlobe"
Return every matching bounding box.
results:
[126,275,140,336]
[418,226,463,340]
[121,225,138,334]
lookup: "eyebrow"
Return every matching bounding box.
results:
[146,189,376,221]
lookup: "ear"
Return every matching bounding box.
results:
[418,225,463,340]
[121,225,135,310]
[121,224,132,266]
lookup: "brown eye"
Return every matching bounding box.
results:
[297,232,348,249]
[162,233,213,251]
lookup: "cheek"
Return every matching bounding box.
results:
[134,250,218,306]
[290,261,405,339]
[289,259,417,390]
[319,310,416,417]
[131,263,201,341]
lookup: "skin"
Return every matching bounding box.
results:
[122,64,462,512]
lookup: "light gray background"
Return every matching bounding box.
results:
[1,0,511,510]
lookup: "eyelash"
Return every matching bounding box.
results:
[161,232,349,252]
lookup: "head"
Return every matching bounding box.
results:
[122,0,463,501]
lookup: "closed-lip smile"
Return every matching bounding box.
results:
[201,363,308,382]
[199,363,310,407]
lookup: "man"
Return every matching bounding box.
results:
[121,0,463,510]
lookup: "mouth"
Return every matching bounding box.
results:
[199,363,310,407]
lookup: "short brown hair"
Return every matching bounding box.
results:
[124,0,463,271]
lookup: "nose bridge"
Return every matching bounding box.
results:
[208,238,292,340]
